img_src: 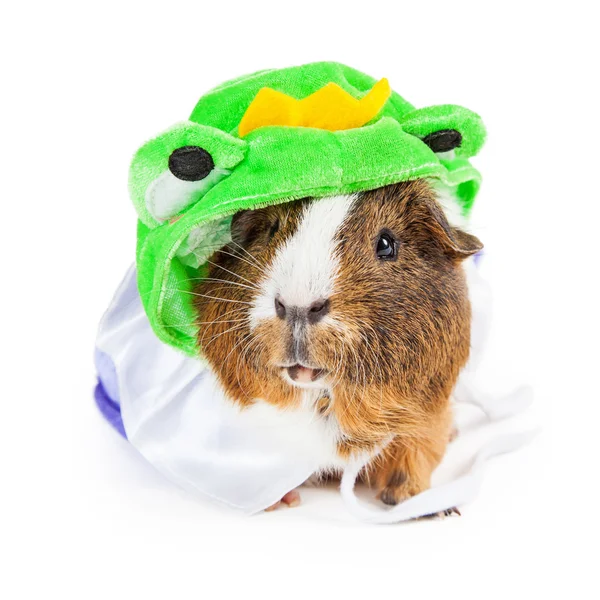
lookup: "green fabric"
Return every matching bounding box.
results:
[129,61,486,356]
[130,122,247,227]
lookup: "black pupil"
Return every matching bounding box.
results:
[168,146,214,181]
[376,233,395,259]
[421,129,462,153]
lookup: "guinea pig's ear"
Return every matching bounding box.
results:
[424,198,483,260]
[231,209,269,246]
[231,210,253,245]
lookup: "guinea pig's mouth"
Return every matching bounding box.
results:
[280,363,327,387]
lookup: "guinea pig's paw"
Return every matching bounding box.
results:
[264,489,302,512]
[377,471,423,507]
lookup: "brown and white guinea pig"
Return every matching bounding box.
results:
[193,180,483,507]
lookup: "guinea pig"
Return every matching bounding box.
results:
[193,180,483,508]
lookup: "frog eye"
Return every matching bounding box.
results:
[399,106,485,158]
[129,122,247,227]
[421,129,462,153]
[168,146,215,181]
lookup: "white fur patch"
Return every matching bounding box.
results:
[250,194,356,327]
[240,385,346,472]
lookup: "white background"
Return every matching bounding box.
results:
[2,1,598,598]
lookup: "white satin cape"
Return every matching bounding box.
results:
[95,262,535,522]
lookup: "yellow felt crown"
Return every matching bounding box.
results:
[238,78,391,137]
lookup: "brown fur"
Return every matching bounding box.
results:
[193,180,482,505]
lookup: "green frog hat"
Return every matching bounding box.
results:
[128,61,486,357]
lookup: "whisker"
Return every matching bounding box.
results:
[235,334,263,400]
[220,327,259,367]
[336,339,365,425]
[164,316,248,330]
[182,276,259,291]
[200,322,248,351]
[178,290,254,305]
[214,247,266,273]
[359,329,389,436]
[229,240,267,270]
[198,317,248,326]
[205,259,258,288]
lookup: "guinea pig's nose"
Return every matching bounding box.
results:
[274,296,330,324]
[274,295,287,319]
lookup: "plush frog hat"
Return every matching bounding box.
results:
[129,61,486,356]
[96,62,534,520]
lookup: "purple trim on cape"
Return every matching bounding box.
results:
[93,347,126,438]
[94,380,127,438]
[94,348,120,403]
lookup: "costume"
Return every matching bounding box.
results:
[95,62,533,521]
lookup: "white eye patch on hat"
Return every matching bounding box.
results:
[145,166,230,222]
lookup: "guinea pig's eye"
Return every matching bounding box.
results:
[268,218,280,240]
[168,146,215,181]
[375,231,397,261]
